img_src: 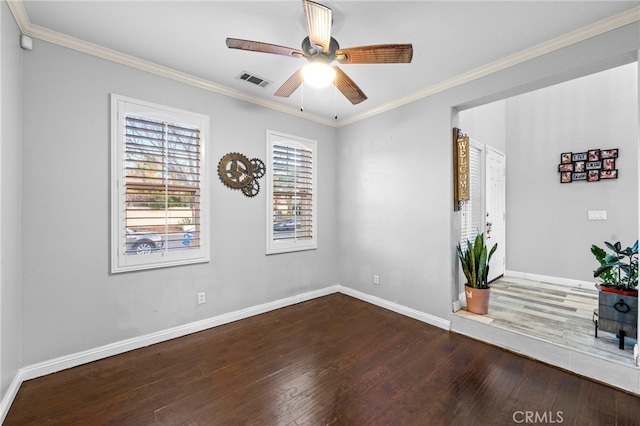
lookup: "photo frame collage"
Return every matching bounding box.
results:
[558,149,618,183]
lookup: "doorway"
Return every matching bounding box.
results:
[455,61,639,366]
[458,139,506,282]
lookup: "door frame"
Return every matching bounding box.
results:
[455,139,506,308]
[485,146,506,282]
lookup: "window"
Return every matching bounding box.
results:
[266,130,317,254]
[111,94,209,273]
[460,139,484,245]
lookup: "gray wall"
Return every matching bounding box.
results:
[1,2,23,398]
[459,100,507,153]
[20,40,338,366]
[457,63,638,284]
[337,22,639,320]
[506,63,639,282]
[3,1,639,399]
[337,99,454,320]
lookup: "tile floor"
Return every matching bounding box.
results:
[477,276,637,366]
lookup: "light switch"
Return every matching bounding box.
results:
[588,210,607,220]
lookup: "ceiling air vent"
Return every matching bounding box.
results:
[237,71,271,88]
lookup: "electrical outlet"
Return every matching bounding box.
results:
[588,210,607,220]
[197,292,206,304]
[373,275,380,285]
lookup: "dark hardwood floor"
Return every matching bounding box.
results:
[6,293,640,425]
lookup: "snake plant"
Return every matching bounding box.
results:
[456,232,498,289]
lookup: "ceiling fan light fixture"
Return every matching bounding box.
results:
[302,62,336,88]
[227,0,413,106]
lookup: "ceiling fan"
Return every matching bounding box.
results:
[226,0,413,106]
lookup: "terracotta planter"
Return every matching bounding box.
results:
[599,285,638,297]
[465,285,490,315]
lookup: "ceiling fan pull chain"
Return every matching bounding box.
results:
[300,83,304,112]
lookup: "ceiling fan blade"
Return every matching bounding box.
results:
[226,38,304,58]
[274,68,304,98]
[336,44,413,64]
[333,67,367,105]
[303,0,332,52]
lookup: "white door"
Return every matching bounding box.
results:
[486,147,506,282]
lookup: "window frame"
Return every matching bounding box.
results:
[110,94,210,273]
[265,130,318,255]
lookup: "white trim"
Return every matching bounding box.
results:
[0,284,453,421]
[19,285,338,382]
[505,270,595,290]
[265,130,318,255]
[338,285,451,331]
[338,6,640,127]
[0,372,22,424]
[6,1,639,128]
[451,311,640,395]
[0,284,341,423]
[110,94,211,273]
[5,1,29,34]
[6,0,335,128]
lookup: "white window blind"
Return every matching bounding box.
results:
[111,95,209,272]
[266,130,317,254]
[460,140,484,246]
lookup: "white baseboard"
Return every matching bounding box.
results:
[505,270,595,290]
[0,372,23,424]
[338,285,451,330]
[1,284,449,422]
[0,285,339,423]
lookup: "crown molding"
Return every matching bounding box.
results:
[338,5,640,127]
[6,1,640,128]
[7,0,337,127]
[5,1,29,33]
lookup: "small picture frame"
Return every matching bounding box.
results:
[600,169,618,179]
[588,149,601,161]
[586,161,602,170]
[572,152,587,162]
[587,170,600,182]
[558,163,573,172]
[602,158,615,170]
[572,172,587,181]
[574,161,585,172]
[561,152,572,164]
[601,149,618,159]
[560,172,572,183]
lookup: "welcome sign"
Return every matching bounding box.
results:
[453,128,470,211]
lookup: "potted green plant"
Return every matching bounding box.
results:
[591,240,638,349]
[592,240,638,297]
[456,232,498,314]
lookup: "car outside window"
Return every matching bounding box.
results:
[111,95,210,272]
[266,130,317,254]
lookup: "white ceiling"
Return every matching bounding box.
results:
[15,1,640,124]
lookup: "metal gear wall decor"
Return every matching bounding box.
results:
[250,158,266,179]
[242,179,260,197]
[218,152,254,189]
[217,152,266,198]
